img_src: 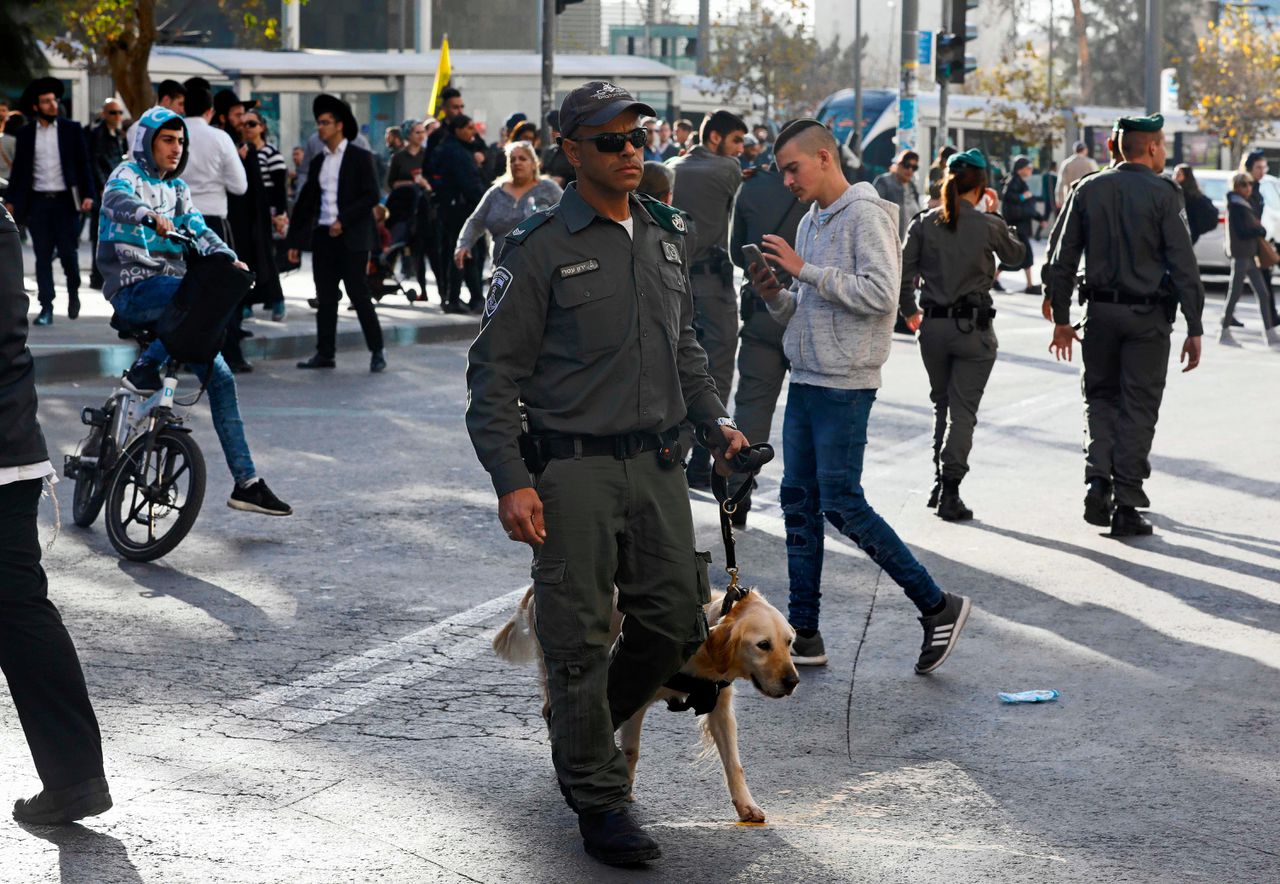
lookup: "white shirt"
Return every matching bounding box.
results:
[181,116,247,218]
[318,138,347,227]
[0,461,57,488]
[33,120,67,193]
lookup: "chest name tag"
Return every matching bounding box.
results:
[662,241,681,264]
[558,259,600,278]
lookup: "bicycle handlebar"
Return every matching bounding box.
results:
[139,214,196,246]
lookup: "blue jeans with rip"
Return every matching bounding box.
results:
[110,275,257,485]
[781,384,944,632]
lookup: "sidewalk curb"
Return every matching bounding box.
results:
[32,317,481,384]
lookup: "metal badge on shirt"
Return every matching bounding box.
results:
[557,259,600,278]
[485,267,514,317]
[661,241,681,264]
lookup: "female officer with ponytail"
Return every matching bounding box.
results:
[899,149,1026,521]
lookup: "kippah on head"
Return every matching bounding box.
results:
[773,118,835,158]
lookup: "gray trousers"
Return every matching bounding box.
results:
[687,272,739,474]
[1223,257,1276,331]
[1081,302,1172,508]
[918,318,998,481]
[728,303,788,502]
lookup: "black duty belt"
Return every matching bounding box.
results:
[923,305,997,320]
[1080,287,1164,306]
[689,259,725,275]
[539,431,664,461]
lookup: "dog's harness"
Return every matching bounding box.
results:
[664,441,774,716]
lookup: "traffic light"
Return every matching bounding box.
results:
[556,0,584,12]
[935,0,978,84]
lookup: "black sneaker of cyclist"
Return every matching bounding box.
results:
[228,478,293,516]
[914,591,971,675]
[122,357,162,394]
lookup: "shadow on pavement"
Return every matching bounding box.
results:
[117,559,274,636]
[18,823,144,884]
[1151,453,1280,502]
[1147,513,1280,561]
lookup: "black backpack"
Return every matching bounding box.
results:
[156,250,255,365]
[1187,192,1220,241]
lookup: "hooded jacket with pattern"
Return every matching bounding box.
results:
[96,106,234,301]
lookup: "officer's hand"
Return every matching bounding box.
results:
[1180,335,1202,373]
[499,488,546,547]
[454,247,470,269]
[761,234,803,278]
[749,261,783,301]
[287,248,300,264]
[1041,297,1053,322]
[710,428,750,477]
[905,311,923,332]
[1050,323,1081,361]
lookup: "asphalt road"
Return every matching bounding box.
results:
[3,290,1279,883]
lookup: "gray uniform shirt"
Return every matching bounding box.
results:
[666,145,743,264]
[1043,162,1205,336]
[900,201,1027,315]
[465,184,728,497]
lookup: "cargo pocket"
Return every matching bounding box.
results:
[686,550,713,653]
[530,556,578,659]
[695,550,713,605]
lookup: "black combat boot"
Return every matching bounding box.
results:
[936,478,973,522]
[578,807,661,865]
[1083,478,1113,527]
[1110,505,1153,537]
[926,471,942,509]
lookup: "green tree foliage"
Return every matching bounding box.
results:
[964,43,1076,151]
[1188,7,1280,163]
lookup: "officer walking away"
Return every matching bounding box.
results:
[666,109,749,487]
[749,120,970,674]
[900,149,1026,521]
[4,77,95,326]
[1,203,112,825]
[466,81,747,866]
[1044,114,1205,537]
[725,149,808,526]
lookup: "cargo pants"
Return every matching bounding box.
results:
[918,317,999,481]
[727,300,788,505]
[1080,302,1172,508]
[530,451,711,814]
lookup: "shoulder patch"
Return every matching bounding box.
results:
[504,207,556,245]
[636,193,689,235]
[485,267,514,317]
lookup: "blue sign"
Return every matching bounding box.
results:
[899,96,916,133]
[918,32,932,66]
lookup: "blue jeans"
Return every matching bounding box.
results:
[110,276,257,485]
[780,384,943,631]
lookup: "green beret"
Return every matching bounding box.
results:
[1115,113,1164,133]
[947,148,988,170]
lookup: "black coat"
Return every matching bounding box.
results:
[427,136,487,209]
[6,118,94,222]
[287,141,380,253]
[0,205,48,468]
[228,145,283,304]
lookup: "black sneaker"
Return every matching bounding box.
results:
[122,358,162,394]
[790,630,828,666]
[13,776,112,824]
[228,479,293,516]
[578,807,661,866]
[915,592,971,675]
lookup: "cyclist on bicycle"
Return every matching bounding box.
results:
[98,106,291,517]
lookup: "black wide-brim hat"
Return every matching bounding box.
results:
[313,94,358,142]
[214,89,258,119]
[21,76,64,115]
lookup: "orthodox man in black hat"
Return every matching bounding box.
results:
[3,77,95,326]
[287,94,386,372]
[1043,113,1205,537]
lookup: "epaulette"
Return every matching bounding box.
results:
[635,193,690,235]
[504,207,557,246]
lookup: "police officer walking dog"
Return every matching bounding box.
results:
[900,149,1026,521]
[466,82,748,866]
[1043,114,1205,537]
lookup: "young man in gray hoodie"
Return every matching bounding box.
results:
[752,120,970,674]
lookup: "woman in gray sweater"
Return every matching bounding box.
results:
[454,140,562,269]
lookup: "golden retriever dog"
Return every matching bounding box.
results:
[493,585,799,823]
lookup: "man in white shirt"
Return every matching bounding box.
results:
[1057,140,1099,209]
[180,80,247,245]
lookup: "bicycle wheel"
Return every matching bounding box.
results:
[71,423,109,528]
[104,428,206,562]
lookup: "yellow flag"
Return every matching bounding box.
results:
[427,37,452,120]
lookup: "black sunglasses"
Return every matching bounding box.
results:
[567,128,647,153]
[243,120,260,127]
[106,110,123,116]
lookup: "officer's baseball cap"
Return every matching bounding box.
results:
[558,81,656,139]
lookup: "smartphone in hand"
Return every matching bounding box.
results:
[741,243,778,287]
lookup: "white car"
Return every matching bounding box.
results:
[1190,170,1280,274]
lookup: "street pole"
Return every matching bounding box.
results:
[541,0,556,148]
[853,0,863,158]
[937,0,950,152]
[1047,0,1055,161]
[1144,0,1163,115]
[897,0,919,154]
[697,0,710,75]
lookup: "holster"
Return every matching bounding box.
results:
[519,434,548,475]
[711,246,734,289]
[739,283,757,322]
